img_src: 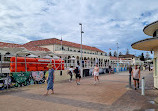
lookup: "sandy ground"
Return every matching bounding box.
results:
[0,70,158,111]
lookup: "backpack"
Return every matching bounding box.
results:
[74,68,79,74]
[68,70,72,75]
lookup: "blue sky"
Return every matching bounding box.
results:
[0,0,158,57]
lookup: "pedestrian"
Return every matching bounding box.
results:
[131,65,140,90]
[149,64,151,71]
[74,66,81,85]
[68,66,74,82]
[129,65,132,75]
[44,64,55,95]
[93,63,99,84]
[129,65,132,87]
[109,65,111,74]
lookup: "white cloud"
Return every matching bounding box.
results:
[0,0,158,56]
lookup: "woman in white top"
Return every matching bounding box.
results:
[131,65,140,90]
[93,63,99,84]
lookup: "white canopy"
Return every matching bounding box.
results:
[43,55,53,59]
[27,54,38,58]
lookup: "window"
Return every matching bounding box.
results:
[153,31,156,37]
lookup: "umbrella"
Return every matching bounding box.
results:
[70,57,76,60]
[43,55,52,59]
[53,56,60,59]
[27,54,38,58]
[0,47,26,56]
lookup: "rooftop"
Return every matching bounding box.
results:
[0,42,50,52]
[119,54,135,58]
[24,38,105,53]
[143,20,158,36]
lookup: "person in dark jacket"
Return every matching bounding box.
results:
[74,66,81,85]
[129,65,132,88]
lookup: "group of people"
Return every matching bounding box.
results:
[68,65,81,85]
[67,63,100,85]
[44,63,100,95]
[44,63,141,95]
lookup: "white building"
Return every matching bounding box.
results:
[24,38,110,68]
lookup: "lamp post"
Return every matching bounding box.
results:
[79,23,84,77]
[117,43,119,73]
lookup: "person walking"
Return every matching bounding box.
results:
[93,63,99,84]
[44,64,55,95]
[131,65,140,90]
[74,66,81,85]
[109,65,111,74]
[129,65,132,88]
[68,66,74,82]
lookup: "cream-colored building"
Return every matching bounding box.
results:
[132,20,158,88]
[24,38,110,68]
[119,54,144,66]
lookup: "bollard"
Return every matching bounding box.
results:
[129,73,131,88]
[141,77,145,95]
[60,70,62,76]
[7,73,8,91]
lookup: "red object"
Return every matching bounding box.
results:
[10,57,65,72]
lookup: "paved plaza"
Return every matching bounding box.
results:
[0,70,158,111]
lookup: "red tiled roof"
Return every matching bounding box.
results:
[119,54,135,58]
[0,42,50,52]
[24,38,105,53]
[110,56,125,60]
[23,45,50,52]
[0,42,21,48]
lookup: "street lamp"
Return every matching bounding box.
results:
[79,23,84,77]
[116,43,119,73]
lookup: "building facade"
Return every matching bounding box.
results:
[24,38,110,68]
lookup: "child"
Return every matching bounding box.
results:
[68,66,74,82]
[44,64,55,95]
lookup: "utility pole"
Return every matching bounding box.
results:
[117,43,119,73]
[79,23,84,77]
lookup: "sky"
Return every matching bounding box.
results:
[0,0,158,58]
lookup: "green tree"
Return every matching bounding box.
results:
[140,53,145,61]
[126,49,129,55]
[113,51,117,57]
[119,52,122,56]
[109,51,112,56]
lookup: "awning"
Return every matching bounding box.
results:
[131,37,158,51]
[143,20,158,36]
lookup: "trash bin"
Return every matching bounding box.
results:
[83,69,89,77]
